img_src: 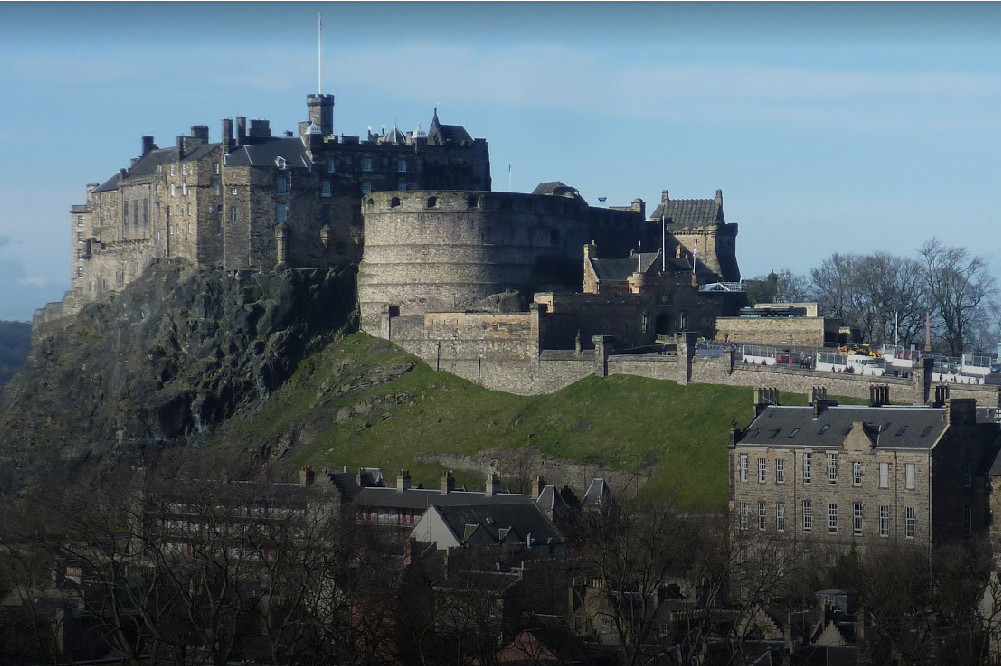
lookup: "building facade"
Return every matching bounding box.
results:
[730,387,1001,554]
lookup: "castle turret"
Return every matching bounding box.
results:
[307,94,335,137]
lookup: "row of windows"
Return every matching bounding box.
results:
[360,157,408,173]
[738,454,972,490]
[738,500,931,538]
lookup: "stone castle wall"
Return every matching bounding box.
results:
[714,315,839,348]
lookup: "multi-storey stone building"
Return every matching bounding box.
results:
[45,94,490,322]
[730,386,1001,556]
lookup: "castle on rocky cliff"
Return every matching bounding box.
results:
[43,92,745,393]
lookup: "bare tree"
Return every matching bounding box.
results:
[919,238,997,356]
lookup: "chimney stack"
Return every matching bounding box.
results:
[298,465,315,486]
[191,125,209,143]
[531,475,545,499]
[222,118,234,151]
[485,471,499,496]
[236,116,247,145]
[141,135,155,157]
[397,469,412,492]
[441,470,455,495]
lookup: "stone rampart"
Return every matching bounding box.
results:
[715,315,837,348]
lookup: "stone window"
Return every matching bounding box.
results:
[362,157,373,172]
[757,458,766,484]
[275,174,288,196]
[776,502,785,532]
[879,505,889,537]
[827,454,837,484]
[853,502,863,535]
[321,182,331,198]
[327,160,336,174]
[123,200,129,222]
[853,461,862,486]
[828,503,838,533]
[77,266,83,278]
[230,207,237,222]
[965,506,972,536]
[76,214,83,227]
[802,453,811,485]
[214,162,220,175]
[427,196,438,209]
[186,204,191,217]
[802,500,812,532]
[905,463,915,490]
[182,182,189,196]
[398,182,408,192]
[964,462,972,488]
[739,502,748,531]
[231,187,238,195]
[879,462,889,488]
[170,184,176,197]
[182,164,188,176]
[758,501,766,531]
[277,203,288,224]
[213,183,221,196]
[739,455,748,483]
[397,158,407,173]
[142,200,148,226]
[170,164,176,176]
[362,181,372,195]
[905,506,916,538]
[390,197,401,208]
[77,232,83,244]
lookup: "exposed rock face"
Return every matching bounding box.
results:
[0,259,356,495]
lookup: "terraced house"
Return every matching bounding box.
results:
[730,386,1001,555]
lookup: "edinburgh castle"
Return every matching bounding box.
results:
[42,92,749,394]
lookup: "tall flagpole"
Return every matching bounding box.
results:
[317,12,322,95]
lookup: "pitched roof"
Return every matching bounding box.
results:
[428,109,473,146]
[590,252,661,283]
[649,197,723,229]
[92,142,217,193]
[355,486,534,511]
[224,137,312,168]
[582,478,611,508]
[432,503,563,546]
[737,405,949,449]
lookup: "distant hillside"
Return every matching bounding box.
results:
[0,321,31,389]
[214,333,754,509]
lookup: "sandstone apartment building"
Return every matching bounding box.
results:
[730,387,1001,556]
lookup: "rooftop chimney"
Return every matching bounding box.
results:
[715,189,724,206]
[753,387,780,418]
[531,475,546,499]
[236,116,247,145]
[298,465,315,486]
[191,125,209,143]
[397,469,412,492]
[441,470,455,495]
[946,398,977,426]
[141,135,156,157]
[485,472,499,496]
[222,118,234,151]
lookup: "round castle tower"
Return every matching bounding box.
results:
[357,190,594,332]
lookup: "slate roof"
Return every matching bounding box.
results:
[432,503,563,546]
[649,198,723,229]
[532,181,578,197]
[92,143,218,193]
[737,405,948,449]
[224,137,311,168]
[582,478,611,509]
[428,110,473,146]
[590,252,662,283]
[355,486,535,511]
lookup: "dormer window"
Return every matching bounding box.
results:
[275,156,287,170]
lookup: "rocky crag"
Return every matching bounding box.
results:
[0,259,355,495]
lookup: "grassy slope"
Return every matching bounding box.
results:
[217,333,755,509]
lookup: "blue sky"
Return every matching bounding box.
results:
[2,2,1001,321]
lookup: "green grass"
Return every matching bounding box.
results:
[215,332,865,510]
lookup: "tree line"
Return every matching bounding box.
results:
[745,237,998,357]
[2,451,1001,665]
